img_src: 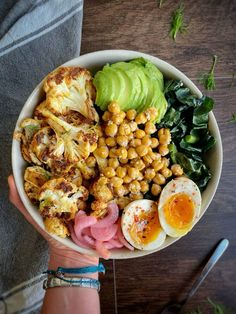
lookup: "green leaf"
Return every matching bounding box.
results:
[169,3,188,40]
[208,298,232,314]
[199,55,218,90]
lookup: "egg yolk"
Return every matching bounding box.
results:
[163,192,195,229]
[129,204,162,245]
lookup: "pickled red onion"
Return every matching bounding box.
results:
[91,224,118,241]
[92,203,119,228]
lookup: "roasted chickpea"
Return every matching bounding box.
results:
[151,184,161,196]
[153,173,166,185]
[135,112,147,124]
[98,137,106,147]
[102,111,110,121]
[119,158,128,164]
[145,107,158,121]
[116,147,128,159]
[103,166,116,178]
[108,101,120,114]
[105,137,116,147]
[152,159,164,171]
[135,129,145,139]
[126,109,137,120]
[145,121,156,134]
[86,156,96,168]
[148,151,159,161]
[128,132,134,141]
[127,167,139,180]
[116,197,130,210]
[158,144,169,156]
[95,146,109,158]
[130,138,142,147]
[129,121,138,132]
[105,123,118,137]
[108,158,119,169]
[110,176,123,187]
[144,168,156,180]
[171,164,183,176]
[143,154,153,165]
[127,147,138,159]
[109,148,117,158]
[118,123,131,136]
[158,128,171,145]
[130,192,143,200]
[160,167,172,178]
[141,135,152,146]
[123,175,132,184]
[96,126,103,137]
[116,135,129,147]
[129,180,141,194]
[132,158,145,171]
[136,145,148,157]
[116,166,127,178]
[114,185,126,197]
[151,137,159,148]
[112,114,124,125]
[140,180,149,193]
[161,157,170,168]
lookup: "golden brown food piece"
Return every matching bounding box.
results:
[34,103,99,165]
[90,200,108,219]
[43,66,99,122]
[90,177,113,202]
[39,178,89,221]
[24,166,52,203]
[44,217,69,238]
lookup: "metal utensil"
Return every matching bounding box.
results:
[160,238,229,314]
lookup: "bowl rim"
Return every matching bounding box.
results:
[12,49,223,259]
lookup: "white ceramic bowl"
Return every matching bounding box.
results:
[12,50,223,259]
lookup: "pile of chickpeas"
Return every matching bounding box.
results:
[91,101,183,210]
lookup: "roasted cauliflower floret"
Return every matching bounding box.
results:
[39,178,89,220]
[24,166,51,203]
[77,160,97,180]
[34,104,99,164]
[44,217,69,238]
[43,67,99,122]
[91,177,113,202]
[14,118,43,164]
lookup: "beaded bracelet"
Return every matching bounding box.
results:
[43,276,101,291]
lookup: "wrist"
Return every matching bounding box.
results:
[48,248,99,279]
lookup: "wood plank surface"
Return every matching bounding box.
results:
[81,1,236,313]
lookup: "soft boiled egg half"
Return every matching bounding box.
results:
[158,176,201,238]
[121,200,166,250]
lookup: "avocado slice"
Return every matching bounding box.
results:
[111,62,142,109]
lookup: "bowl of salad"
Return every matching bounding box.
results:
[12,50,223,259]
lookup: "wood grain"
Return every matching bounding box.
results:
[81,1,236,313]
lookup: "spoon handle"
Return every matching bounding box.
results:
[184,239,229,303]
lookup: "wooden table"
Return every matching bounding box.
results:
[81,1,236,313]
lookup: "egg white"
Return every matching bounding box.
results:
[158,176,201,238]
[121,200,166,250]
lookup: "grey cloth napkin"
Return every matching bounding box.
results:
[0,1,83,312]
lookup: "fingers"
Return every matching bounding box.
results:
[8,175,40,227]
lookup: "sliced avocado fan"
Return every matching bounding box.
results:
[93,57,168,123]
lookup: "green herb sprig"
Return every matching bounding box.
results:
[169,3,187,40]
[199,55,218,90]
[159,0,165,8]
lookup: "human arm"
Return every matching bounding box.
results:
[8,175,100,314]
